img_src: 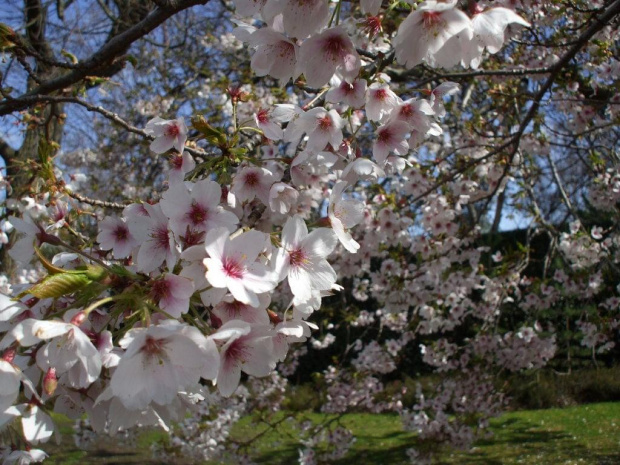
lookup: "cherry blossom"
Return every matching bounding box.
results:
[109,321,219,410]
[97,216,138,259]
[160,179,238,238]
[144,116,188,154]
[328,181,365,253]
[248,27,300,84]
[274,215,338,301]
[392,0,471,69]
[204,228,277,307]
[298,26,361,88]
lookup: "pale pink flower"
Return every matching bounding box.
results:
[249,28,300,84]
[253,107,287,141]
[391,97,435,131]
[269,182,299,214]
[7,214,41,264]
[274,215,338,301]
[211,320,276,397]
[21,405,54,444]
[128,203,180,273]
[160,179,238,239]
[366,83,399,122]
[32,318,102,389]
[97,216,138,259]
[392,0,471,68]
[326,76,367,108]
[285,107,344,153]
[1,316,101,389]
[428,82,460,117]
[341,158,385,184]
[204,228,277,307]
[109,321,219,410]
[212,293,271,325]
[231,166,277,205]
[264,0,329,39]
[151,274,195,318]
[144,116,188,154]
[469,7,530,64]
[328,181,365,253]
[167,151,196,185]
[373,120,410,166]
[298,27,361,88]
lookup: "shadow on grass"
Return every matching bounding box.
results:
[437,418,594,465]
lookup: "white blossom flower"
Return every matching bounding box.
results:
[248,27,300,84]
[298,27,361,88]
[392,0,471,69]
[274,215,338,301]
[97,216,138,259]
[328,181,365,253]
[204,228,277,307]
[109,321,219,410]
[366,83,399,122]
[144,116,188,154]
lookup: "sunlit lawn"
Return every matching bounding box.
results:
[43,402,620,464]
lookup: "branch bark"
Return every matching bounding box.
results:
[0,0,209,116]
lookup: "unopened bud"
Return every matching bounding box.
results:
[2,347,16,363]
[267,309,282,325]
[43,367,58,396]
[210,312,222,329]
[36,230,62,246]
[70,311,87,326]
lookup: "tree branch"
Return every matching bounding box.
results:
[0,0,210,116]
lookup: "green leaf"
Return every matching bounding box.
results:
[21,272,93,299]
[192,116,227,146]
[60,49,78,64]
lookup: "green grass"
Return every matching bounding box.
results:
[41,402,620,464]
[230,403,620,464]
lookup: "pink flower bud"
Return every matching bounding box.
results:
[44,367,58,396]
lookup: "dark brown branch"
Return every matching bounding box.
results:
[0,0,210,116]
[65,189,130,209]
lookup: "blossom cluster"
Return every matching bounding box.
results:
[5,0,620,463]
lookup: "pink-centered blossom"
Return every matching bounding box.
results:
[298,27,361,88]
[160,179,238,239]
[211,320,276,397]
[144,116,188,154]
[366,82,399,122]
[204,228,277,307]
[274,215,338,301]
[151,274,195,318]
[109,321,219,410]
[97,216,138,259]
[392,0,471,69]
[284,107,344,153]
[248,28,300,84]
[326,76,367,109]
[128,203,179,273]
[231,166,277,205]
[373,120,410,166]
[167,151,196,185]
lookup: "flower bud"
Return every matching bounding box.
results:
[70,311,87,326]
[44,367,58,396]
